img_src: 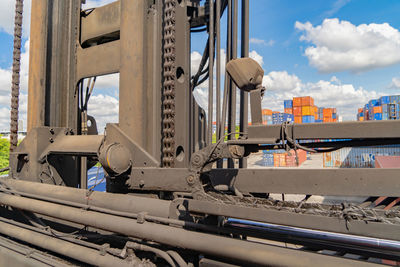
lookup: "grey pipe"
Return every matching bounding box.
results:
[228,218,400,255]
[1,178,170,217]
[0,192,381,267]
[0,220,133,267]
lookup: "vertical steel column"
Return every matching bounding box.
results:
[227,0,237,168]
[239,0,249,168]
[207,0,214,145]
[119,0,146,148]
[215,0,221,146]
[27,0,48,131]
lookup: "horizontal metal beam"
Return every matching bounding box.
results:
[76,40,120,80]
[81,1,120,44]
[38,135,104,161]
[210,168,400,196]
[248,120,400,141]
[187,199,400,241]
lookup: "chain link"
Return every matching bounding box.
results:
[10,0,24,152]
[162,0,177,167]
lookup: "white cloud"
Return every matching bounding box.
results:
[262,71,301,92]
[0,0,32,38]
[261,71,379,120]
[250,38,275,46]
[390,77,400,89]
[296,18,400,73]
[322,0,351,18]
[82,0,117,10]
[87,94,119,132]
[249,50,264,67]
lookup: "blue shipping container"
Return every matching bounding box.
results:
[374,113,382,120]
[302,115,315,123]
[315,119,323,123]
[323,145,400,168]
[380,96,390,105]
[390,95,400,104]
[369,99,379,107]
[382,113,389,120]
[284,100,293,108]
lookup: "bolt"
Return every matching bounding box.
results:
[191,154,202,166]
[49,128,55,135]
[186,175,195,185]
[49,138,54,143]
[139,180,145,188]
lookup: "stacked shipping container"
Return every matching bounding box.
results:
[357,95,400,121]
[262,96,339,124]
[262,149,307,167]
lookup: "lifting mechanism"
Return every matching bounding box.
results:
[1,0,400,266]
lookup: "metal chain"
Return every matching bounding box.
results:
[162,0,177,167]
[9,0,24,152]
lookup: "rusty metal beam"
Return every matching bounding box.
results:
[76,40,120,80]
[248,120,400,141]
[27,0,48,131]
[80,1,120,45]
[210,168,400,196]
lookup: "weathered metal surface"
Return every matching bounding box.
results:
[187,199,400,241]
[0,220,133,267]
[80,1,120,45]
[323,146,400,168]
[210,168,400,196]
[27,0,47,131]
[76,40,120,80]
[0,192,381,266]
[248,120,400,140]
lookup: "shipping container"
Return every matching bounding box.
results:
[284,108,293,114]
[294,116,302,124]
[323,108,333,117]
[302,115,315,123]
[273,153,287,167]
[368,99,379,107]
[358,108,363,113]
[380,96,390,105]
[293,97,302,107]
[284,100,293,108]
[301,96,314,106]
[293,106,302,116]
[372,106,382,114]
[323,145,400,168]
[262,109,272,116]
[373,113,382,120]
[315,119,323,123]
[301,106,313,116]
[390,95,400,104]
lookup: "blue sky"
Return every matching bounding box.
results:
[0,0,400,131]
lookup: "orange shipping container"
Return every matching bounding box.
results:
[323,117,333,123]
[301,96,314,106]
[273,153,287,167]
[358,117,364,121]
[294,116,302,124]
[301,106,314,116]
[323,108,333,117]
[293,97,302,107]
[262,109,272,116]
[284,108,293,114]
[373,106,382,114]
[293,106,302,116]
[358,108,363,113]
